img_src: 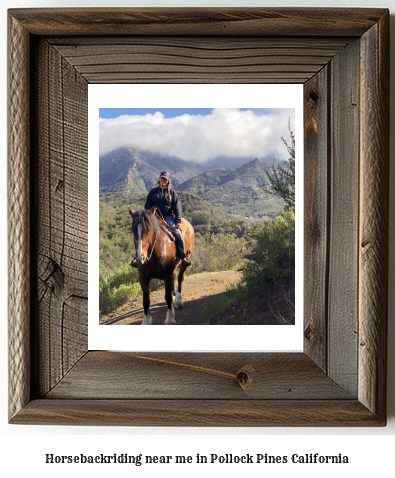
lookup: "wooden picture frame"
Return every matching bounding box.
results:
[8,8,389,426]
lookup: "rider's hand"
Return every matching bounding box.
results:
[176,223,181,229]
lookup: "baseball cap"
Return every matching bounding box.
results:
[159,171,170,180]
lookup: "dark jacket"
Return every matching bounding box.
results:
[145,186,182,224]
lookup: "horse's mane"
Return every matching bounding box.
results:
[131,210,159,236]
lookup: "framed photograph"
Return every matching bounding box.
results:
[8,8,389,426]
[89,84,304,351]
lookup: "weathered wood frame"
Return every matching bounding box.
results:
[8,8,389,426]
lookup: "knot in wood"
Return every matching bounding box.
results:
[308,90,319,103]
[304,322,314,341]
[236,365,254,390]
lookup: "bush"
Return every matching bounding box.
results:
[99,281,113,316]
[189,233,249,274]
[242,210,295,289]
[206,233,248,271]
[199,281,248,325]
[106,263,139,289]
[112,283,141,309]
[99,264,141,316]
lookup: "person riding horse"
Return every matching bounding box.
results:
[137,171,190,266]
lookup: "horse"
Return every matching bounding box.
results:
[128,207,195,325]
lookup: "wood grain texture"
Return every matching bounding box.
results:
[8,13,31,421]
[359,12,389,420]
[303,68,330,370]
[327,39,360,396]
[49,37,350,84]
[7,8,389,426]
[11,399,384,427]
[31,39,88,397]
[46,352,354,400]
[8,8,387,37]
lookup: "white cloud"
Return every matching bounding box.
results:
[99,108,294,163]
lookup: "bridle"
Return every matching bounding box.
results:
[145,224,159,262]
[131,208,173,265]
[134,215,160,264]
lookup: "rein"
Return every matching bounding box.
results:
[145,213,171,262]
[132,209,179,265]
[155,209,181,237]
[146,223,159,262]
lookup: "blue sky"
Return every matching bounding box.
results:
[99,108,214,119]
[99,108,274,119]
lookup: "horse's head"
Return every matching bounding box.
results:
[129,207,158,264]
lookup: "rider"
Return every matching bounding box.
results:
[144,171,190,265]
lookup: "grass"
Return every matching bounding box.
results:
[199,280,248,325]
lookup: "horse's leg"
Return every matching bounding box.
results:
[164,275,176,325]
[140,278,152,325]
[172,270,177,298]
[174,263,188,310]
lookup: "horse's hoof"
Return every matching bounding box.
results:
[165,314,176,325]
[141,314,153,325]
[174,292,183,309]
[165,306,176,324]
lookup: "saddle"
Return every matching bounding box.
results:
[156,216,176,241]
[154,210,191,265]
[155,213,189,241]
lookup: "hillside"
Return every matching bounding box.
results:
[99,191,263,280]
[178,158,284,218]
[100,190,262,240]
[99,147,204,195]
[99,148,286,218]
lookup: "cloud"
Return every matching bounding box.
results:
[99,108,294,163]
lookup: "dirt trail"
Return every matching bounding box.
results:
[100,270,243,325]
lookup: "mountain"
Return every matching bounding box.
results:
[202,154,288,171]
[178,158,284,218]
[99,148,285,218]
[99,147,204,195]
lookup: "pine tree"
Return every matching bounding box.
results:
[267,119,295,210]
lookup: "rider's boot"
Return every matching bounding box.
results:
[177,247,191,266]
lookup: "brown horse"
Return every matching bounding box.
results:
[128,207,195,325]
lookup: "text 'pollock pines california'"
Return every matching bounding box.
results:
[45,453,349,465]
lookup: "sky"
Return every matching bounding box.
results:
[99,108,295,163]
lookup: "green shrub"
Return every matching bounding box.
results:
[112,283,141,309]
[242,210,295,289]
[199,281,248,324]
[99,263,141,316]
[99,281,114,316]
[106,263,139,289]
[189,233,249,274]
[206,233,248,272]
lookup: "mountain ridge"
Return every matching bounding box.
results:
[178,157,283,218]
[99,147,285,218]
[99,147,204,195]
